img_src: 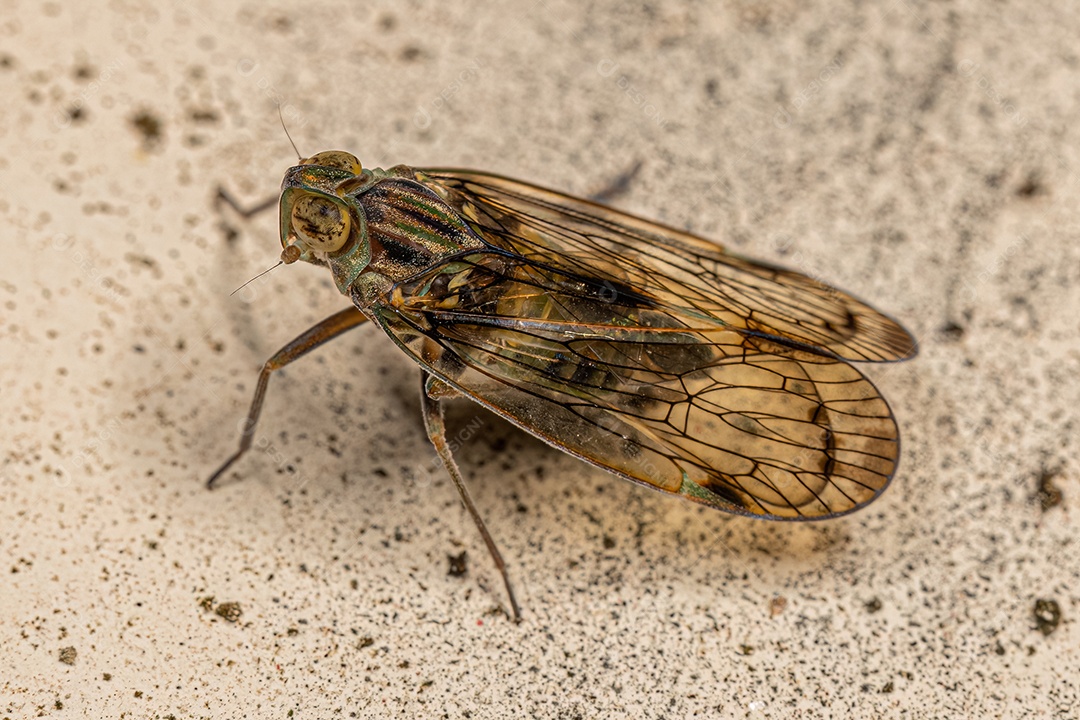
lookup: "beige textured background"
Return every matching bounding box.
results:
[2,1,1077,717]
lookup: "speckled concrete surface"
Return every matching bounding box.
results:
[2,1,1077,718]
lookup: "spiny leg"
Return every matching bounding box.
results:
[420,372,522,623]
[587,160,644,204]
[207,306,369,489]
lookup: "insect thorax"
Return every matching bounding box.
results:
[355,177,485,283]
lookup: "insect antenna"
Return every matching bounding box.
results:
[230,260,283,297]
[277,104,303,162]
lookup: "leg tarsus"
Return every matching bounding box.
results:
[206,366,272,489]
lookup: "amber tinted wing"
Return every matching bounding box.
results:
[366,241,904,519]
[419,169,917,363]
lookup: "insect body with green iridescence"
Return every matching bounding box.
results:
[209,151,917,622]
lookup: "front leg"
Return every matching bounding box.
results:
[215,186,278,219]
[207,306,369,488]
[420,373,522,623]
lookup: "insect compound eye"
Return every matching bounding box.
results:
[291,194,351,253]
[302,151,362,175]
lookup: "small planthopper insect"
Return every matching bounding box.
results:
[209,150,917,622]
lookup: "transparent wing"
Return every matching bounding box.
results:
[418,169,917,362]
[364,243,904,519]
